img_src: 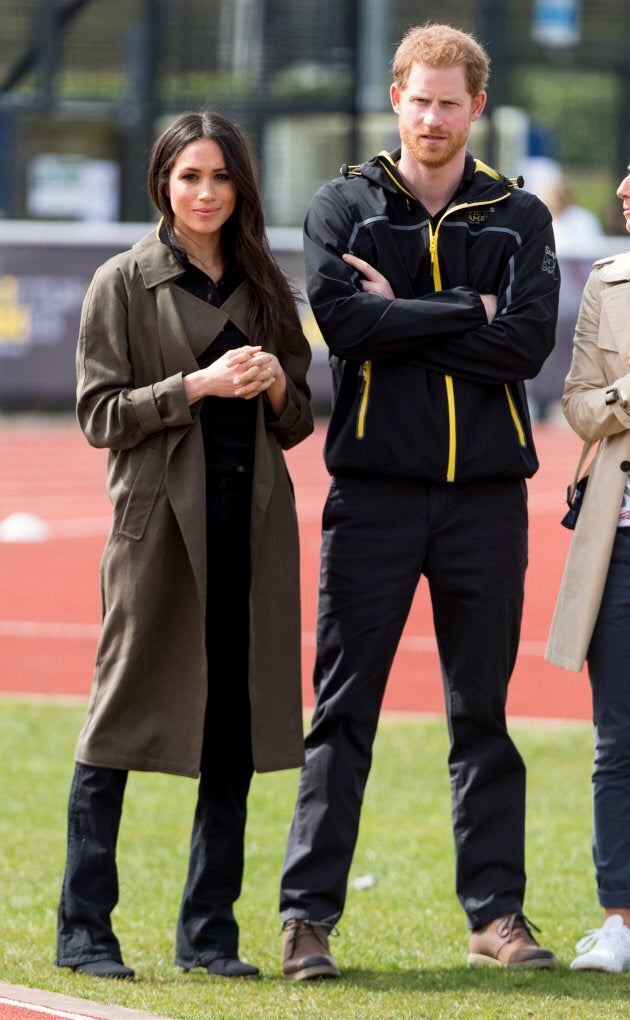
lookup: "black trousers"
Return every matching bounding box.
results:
[280,475,528,930]
[587,528,630,908]
[56,473,254,969]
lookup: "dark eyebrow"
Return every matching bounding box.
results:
[178,164,229,174]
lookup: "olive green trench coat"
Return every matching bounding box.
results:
[74,228,313,777]
[546,251,630,672]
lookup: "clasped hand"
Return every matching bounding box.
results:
[195,345,280,400]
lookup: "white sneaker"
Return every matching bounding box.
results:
[571,914,630,972]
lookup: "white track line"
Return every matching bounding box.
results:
[0,622,100,639]
[0,999,100,1020]
[0,622,547,656]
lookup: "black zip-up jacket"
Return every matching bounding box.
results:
[305,150,560,483]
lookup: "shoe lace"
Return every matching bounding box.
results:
[281,917,339,950]
[497,913,541,942]
[575,921,629,955]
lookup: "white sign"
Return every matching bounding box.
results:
[26,154,120,221]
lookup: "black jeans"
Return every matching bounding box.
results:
[56,472,254,968]
[56,763,129,966]
[280,475,528,931]
[587,528,630,909]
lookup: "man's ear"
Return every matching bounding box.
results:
[390,82,401,114]
[470,91,487,123]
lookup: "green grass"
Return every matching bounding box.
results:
[1,699,627,1019]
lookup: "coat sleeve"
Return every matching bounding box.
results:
[304,184,488,361]
[76,260,195,451]
[407,198,559,384]
[561,269,630,441]
[264,302,314,451]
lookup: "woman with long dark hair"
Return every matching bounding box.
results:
[55,111,313,980]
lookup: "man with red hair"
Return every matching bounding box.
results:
[280,23,559,977]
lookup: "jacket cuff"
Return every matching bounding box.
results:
[131,373,194,433]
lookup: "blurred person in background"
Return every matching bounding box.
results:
[547,163,630,973]
[541,177,603,250]
[527,174,604,424]
[55,110,313,980]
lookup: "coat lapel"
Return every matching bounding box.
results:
[154,280,253,371]
[221,280,253,339]
[600,282,630,358]
[155,285,229,370]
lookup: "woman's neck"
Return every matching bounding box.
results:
[173,226,225,280]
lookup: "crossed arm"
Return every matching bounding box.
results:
[342,252,497,324]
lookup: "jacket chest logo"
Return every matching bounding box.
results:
[468,208,492,224]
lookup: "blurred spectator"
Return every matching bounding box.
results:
[542,178,603,247]
[526,177,603,421]
[521,155,563,199]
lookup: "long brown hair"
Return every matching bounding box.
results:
[148,111,298,346]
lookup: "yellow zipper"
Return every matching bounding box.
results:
[428,220,456,479]
[504,383,526,446]
[428,225,443,290]
[444,376,457,480]
[356,360,371,439]
[429,190,512,481]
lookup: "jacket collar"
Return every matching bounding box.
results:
[129,222,252,340]
[132,223,188,289]
[345,149,513,206]
[594,251,630,282]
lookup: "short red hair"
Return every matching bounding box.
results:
[392,23,490,96]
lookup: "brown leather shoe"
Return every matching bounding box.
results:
[468,913,557,968]
[282,919,341,980]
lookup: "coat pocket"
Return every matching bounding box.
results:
[118,447,165,540]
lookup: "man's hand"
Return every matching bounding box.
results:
[343,253,395,299]
[480,294,497,323]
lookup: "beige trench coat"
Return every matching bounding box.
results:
[546,251,630,672]
[74,229,313,776]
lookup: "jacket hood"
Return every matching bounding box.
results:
[340,149,523,205]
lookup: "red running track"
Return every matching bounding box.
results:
[0,982,168,1020]
[0,417,590,721]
